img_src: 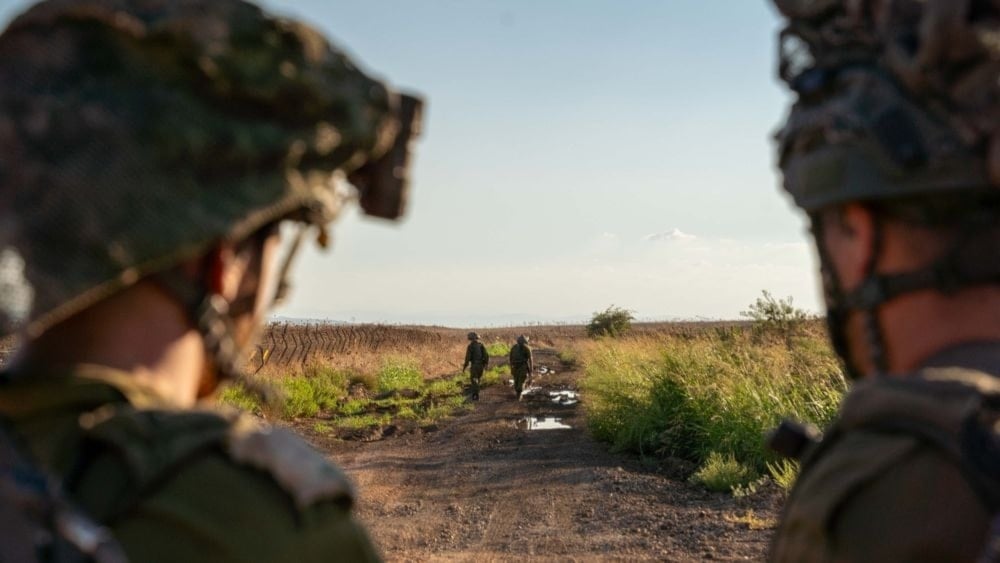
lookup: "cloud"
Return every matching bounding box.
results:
[644,228,697,242]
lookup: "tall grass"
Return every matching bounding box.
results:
[579,330,846,478]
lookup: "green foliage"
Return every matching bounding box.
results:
[767,459,800,493]
[690,452,758,493]
[221,355,501,433]
[580,330,846,479]
[335,413,392,429]
[587,305,635,338]
[741,290,811,345]
[280,366,349,418]
[481,365,510,386]
[485,341,511,357]
[424,376,464,397]
[558,348,579,368]
[218,383,262,415]
[338,398,368,416]
[376,357,423,393]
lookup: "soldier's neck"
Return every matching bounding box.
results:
[12,281,207,407]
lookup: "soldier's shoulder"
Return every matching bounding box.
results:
[81,405,354,509]
[78,407,376,561]
[772,371,1000,562]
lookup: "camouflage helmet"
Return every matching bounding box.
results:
[0,0,423,338]
[516,335,528,345]
[467,332,479,341]
[773,0,1000,212]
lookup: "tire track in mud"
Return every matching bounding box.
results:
[302,349,778,562]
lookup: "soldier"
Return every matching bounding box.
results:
[509,335,533,399]
[462,332,489,401]
[767,1,1000,561]
[0,0,422,561]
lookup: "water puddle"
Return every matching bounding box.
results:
[549,391,579,406]
[517,416,572,430]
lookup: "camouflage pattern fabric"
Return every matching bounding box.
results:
[0,366,380,562]
[773,0,1000,211]
[509,343,532,396]
[0,0,407,338]
[468,364,485,399]
[770,343,1000,562]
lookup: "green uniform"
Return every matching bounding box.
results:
[464,341,489,398]
[0,366,381,563]
[770,343,1000,563]
[509,343,533,396]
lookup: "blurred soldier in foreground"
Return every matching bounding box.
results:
[509,335,533,399]
[768,1,999,561]
[463,332,489,401]
[0,0,422,560]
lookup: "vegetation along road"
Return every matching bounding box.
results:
[293,345,783,562]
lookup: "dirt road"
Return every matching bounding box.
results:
[299,349,779,562]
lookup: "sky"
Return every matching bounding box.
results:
[0,1,821,326]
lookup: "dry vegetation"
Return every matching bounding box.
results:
[249,320,756,377]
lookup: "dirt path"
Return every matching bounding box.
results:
[299,349,779,562]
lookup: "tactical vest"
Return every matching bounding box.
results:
[771,367,1000,561]
[509,344,530,367]
[0,418,127,563]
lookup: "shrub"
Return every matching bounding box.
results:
[741,290,811,345]
[587,305,635,338]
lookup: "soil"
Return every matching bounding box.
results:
[296,348,783,562]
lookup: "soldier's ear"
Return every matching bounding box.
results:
[821,203,877,291]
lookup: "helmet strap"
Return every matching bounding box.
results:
[812,215,863,380]
[150,270,242,383]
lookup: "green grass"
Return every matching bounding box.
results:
[218,384,263,415]
[486,342,511,356]
[219,357,495,432]
[558,348,579,368]
[690,452,757,493]
[579,330,846,481]
[767,459,800,493]
[279,365,349,418]
[376,357,423,393]
[481,365,510,386]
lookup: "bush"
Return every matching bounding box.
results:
[741,290,811,345]
[587,305,635,338]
